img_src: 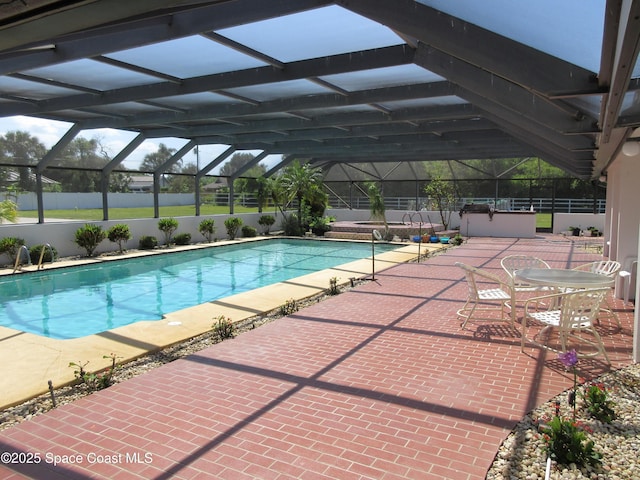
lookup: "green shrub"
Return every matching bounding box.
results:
[309,216,333,236]
[29,244,57,264]
[158,217,179,245]
[139,235,158,250]
[582,382,616,423]
[224,217,243,240]
[174,232,191,245]
[74,224,106,257]
[451,234,464,246]
[539,415,601,467]
[258,215,275,234]
[199,218,216,242]
[281,214,303,236]
[241,225,257,238]
[107,224,132,254]
[0,236,25,263]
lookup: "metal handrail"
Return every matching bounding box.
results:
[37,243,54,270]
[12,245,31,273]
[404,211,425,262]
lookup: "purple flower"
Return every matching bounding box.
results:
[558,349,578,369]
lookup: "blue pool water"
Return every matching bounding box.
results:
[0,239,395,339]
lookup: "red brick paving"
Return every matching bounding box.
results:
[0,236,634,479]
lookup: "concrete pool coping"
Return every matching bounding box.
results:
[0,237,446,409]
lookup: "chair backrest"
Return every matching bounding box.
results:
[558,288,609,330]
[572,260,621,277]
[455,262,509,300]
[501,255,550,280]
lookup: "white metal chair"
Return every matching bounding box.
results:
[520,288,610,364]
[455,262,515,330]
[501,255,551,312]
[572,260,622,329]
[501,255,551,293]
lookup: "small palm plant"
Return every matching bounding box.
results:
[0,199,18,223]
[366,182,386,225]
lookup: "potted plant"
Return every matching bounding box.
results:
[428,226,439,243]
[569,226,581,236]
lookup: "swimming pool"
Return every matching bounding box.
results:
[0,239,396,339]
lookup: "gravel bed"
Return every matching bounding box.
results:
[487,363,640,480]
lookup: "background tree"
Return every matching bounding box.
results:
[108,171,132,193]
[219,153,256,177]
[167,163,197,193]
[140,143,179,191]
[140,143,178,172]
[49,137,105,192]
[0,131,47,191]
[255,176,273,212]
[234,163,267,195]
[424,175,458,230]
[220,153,267,203]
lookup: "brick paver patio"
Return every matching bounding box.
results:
[0,236,634,479]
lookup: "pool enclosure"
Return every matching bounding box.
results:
[1,1,640,358]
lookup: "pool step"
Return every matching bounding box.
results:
[324,232,374,241]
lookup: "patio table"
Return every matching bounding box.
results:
[514,268,615,290]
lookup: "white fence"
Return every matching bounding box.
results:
[8,192,605,214]
[330,196,606,214]
[14,192,196,210]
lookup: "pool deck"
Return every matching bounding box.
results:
[0,237,437,410]
[0,235,635,479]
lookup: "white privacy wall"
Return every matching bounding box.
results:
[0,212,273,260]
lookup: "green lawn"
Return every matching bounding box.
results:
[20,207,554,228]
[18,205,261,221]
[536,213,551,229]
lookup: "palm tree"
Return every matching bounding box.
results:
[0,199,17,223]
[279,160,323,233]
[366,182,386,225]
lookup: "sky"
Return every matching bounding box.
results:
[0,115,281,174]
